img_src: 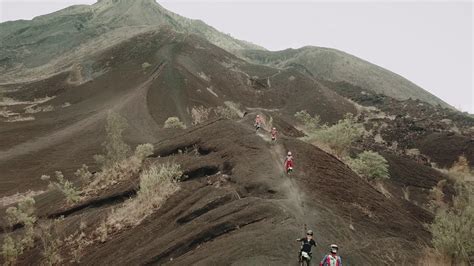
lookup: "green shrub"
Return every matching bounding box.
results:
[1,235,21,265]
[94,112,131,168]
[347,151,390,180]
[5,196,36,227]
[2,197,38,263]
[164,117,186,129]
[42,171,81,204]
[214,105,240,120]
[307,113,364,157]
[430,161,474,263]
[431,182,473,263]
[295,110,321,131]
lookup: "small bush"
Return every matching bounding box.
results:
[94,112,131,168]
[306,113,364,157]
[451,155,470,174]
[294,110,321,131]
[1,235,21,265]
[2,197,38,263]
[5,196,36,227]
[42,171,81,204]
[191,106,212,125]
[164,117,186,129]
[347,151,390,180]
[134,143,154,160]
[75,164,92,183]
[214,105,240,120]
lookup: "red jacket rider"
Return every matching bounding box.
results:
[271,127,277,140]
[255,115,263,129]
[284,151,294,171]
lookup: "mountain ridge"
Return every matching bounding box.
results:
[239,46,452,109]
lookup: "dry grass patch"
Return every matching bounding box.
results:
[191,105,212,125]
[24,104,54,114]
[6,115,35,122]
[0,190,44,208]
[86,143,154,194]
[37,220,63,265]
[107,163,181,228]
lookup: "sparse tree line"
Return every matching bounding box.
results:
[1,112,182,265]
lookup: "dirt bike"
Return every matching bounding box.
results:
[299,251,311,266]
[286,166,293,175]
[271,134,277,143]
[255,123,261,132]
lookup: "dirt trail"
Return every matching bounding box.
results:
[256,130,306,222]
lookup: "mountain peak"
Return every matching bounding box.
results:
[95,0,162,10]
[97,0,157,5]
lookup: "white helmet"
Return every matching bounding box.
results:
[330,244,338,254]
[256,114,260,118]
[272,127,276,130]
[288,151,292,156]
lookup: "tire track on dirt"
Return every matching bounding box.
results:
[256,130,306,221]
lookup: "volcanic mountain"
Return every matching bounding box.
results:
[0,1,472,265]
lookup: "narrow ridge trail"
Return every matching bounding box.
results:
[256,128,307,230]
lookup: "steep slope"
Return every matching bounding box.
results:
[0,0,263,83]
[0,120,432,265]
[0,28,434,265]
[0,28,355,196]
[240,47,452,109]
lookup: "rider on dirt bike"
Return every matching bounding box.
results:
[255,115,263,131]
[284,151,294,174]
[319,244,342,266]
[271,127,277,141]
[296,230,317,264]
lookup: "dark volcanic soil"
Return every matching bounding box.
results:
[1,119,431,265]
[0,28,461,265]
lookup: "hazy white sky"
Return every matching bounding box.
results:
[0,0,472,113]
